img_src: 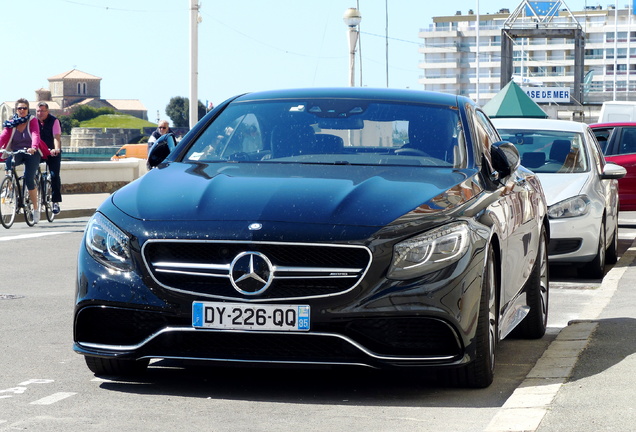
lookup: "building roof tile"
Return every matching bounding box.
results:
[48,69,102,81]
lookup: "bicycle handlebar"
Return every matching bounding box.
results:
[1,149,31,157]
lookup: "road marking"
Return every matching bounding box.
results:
[0,232,70,242]
[19,379,54,386]
[485,242,636,432]
[30,392,77,405]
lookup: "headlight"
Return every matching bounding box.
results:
[85,212,133,271]
[388,222,470,280]
[548,195,590,219]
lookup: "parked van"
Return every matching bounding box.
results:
[111,144,148,161]
[598,101,636,123]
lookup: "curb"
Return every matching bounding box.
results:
[485,239,636,432]
[54,208,97,220]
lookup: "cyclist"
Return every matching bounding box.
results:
[36,102,62,215]
[0,98,50,224]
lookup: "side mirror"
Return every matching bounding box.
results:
[601,162,627,180]
[148,133,177,168]
[490,141,520,178]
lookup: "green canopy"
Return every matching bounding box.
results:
[482,80,548,119]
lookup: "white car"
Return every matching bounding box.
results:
[493,118,626,278]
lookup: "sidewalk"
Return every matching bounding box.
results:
[55,192,110,219]
[535,237,636,431]
[486,214,636,432]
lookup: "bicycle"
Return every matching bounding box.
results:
[37,161,55,222]
[0,149,40,228]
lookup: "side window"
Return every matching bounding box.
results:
[592,127,613,153]
[620,127,636,155]
[476,110,501,145]
[473,109,500,157]
[467,107,497,173]
[587,128,605,175]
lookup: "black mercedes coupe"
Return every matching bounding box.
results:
[74,87,549,388]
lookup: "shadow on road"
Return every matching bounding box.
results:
[93,335,551,409]
[567,317,636,382]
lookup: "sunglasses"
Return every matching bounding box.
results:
[16,107,28,111]
[159,126,167,130]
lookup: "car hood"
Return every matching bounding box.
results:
[536,172,589,206]
[110,162,477,227]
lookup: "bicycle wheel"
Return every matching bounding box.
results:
[0,175,17,229]
[22,177,37,227]
[43,177,55,222]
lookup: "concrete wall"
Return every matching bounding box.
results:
[69,127,143,148]
[60,158,148,194]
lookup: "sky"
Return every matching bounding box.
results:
[1,0,598,125]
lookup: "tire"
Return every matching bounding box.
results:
[512,226,549,339]
[22,179,37,227]
[451,245,497,388]
[85,356,149,376]
[0,176,17,229]
[606,221,618,265]
[578,221,606,279]
[43,178,55,222]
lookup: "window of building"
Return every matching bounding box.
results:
[76,82,87,95]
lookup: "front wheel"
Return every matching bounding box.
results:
[512,226,549,339]
[0,176,17,229]
[451,245,498,388]
[42,178,55,222]
[578,222,606,279]
[22,179,37,227]
[606,222,618,265]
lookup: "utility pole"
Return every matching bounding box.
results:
[189,0,200,129]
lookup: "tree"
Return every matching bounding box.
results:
[165,96,207,128]
[58,115,80,135]
[71,105,115,122]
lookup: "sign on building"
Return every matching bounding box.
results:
[521,87,571,103]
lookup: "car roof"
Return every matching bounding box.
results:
[589,122,636,128]
[231,87,468,108]
[492,117,588,133]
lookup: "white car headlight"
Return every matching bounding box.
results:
[85,212,133,271]
[388,222,470,280]
[548,195,590,219]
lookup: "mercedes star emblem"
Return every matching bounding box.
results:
[229,251,274,295]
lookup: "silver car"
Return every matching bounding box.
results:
[493,118,626,278]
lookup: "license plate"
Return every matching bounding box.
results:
[192,301,310,331]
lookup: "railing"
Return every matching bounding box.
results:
[61,146,122,162]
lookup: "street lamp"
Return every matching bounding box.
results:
[343,7,362,87]
[189,0,201,130]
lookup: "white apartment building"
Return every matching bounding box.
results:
[418,3,636,118]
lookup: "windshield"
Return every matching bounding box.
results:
[497,129,588,173]
[183,99,467,168]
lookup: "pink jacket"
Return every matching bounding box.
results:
[0,115,50,159]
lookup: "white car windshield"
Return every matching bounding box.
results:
[497,129,588,173]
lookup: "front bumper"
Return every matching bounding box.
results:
[547,216,601,263]
[74,231,488,369]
